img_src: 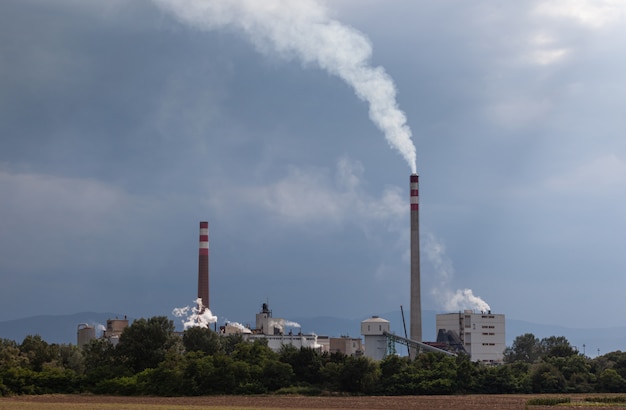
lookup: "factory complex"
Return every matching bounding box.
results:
[78,174,505,364]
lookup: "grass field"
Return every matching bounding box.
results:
[2,394,626,409]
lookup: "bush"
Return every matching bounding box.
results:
[531,363,566,393]
[274,386,324,396]
[584,396,626,403]
[235,381,267,394]
[0,367,36,395]
[596,368,626,392]
[526,397,570,405]
[32,367,80,394]
[93,376,138,395]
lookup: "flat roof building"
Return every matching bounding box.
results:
[436,311,505,364]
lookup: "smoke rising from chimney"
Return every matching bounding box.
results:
[173,298,218,329]
[425,233,492,312]
[282,320,301,328]
[153,0,417,173]
[225,321,249,332]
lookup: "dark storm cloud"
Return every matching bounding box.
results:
[1,0,626,331]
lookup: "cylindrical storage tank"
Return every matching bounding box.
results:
[106,319,129,337]
[77,324,96,348]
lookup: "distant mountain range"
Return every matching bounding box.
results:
[1,310,624,356]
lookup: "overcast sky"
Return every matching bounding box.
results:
[1,0,625,332]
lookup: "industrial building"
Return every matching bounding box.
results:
[436,311,505,363]
[361,316,391,361]
[76,317,128,347]
[219,303,320,352]
[104,317,129,346]
[192,170,502,361]
[329,336,363,356]
[75,171,504,362]
[77,324,96,348]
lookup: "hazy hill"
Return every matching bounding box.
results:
[0,312,125,345]
[1,310,624,356]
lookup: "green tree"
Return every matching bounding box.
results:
[412,353,457,395]
[116,316,180,373]
[504,333,541,363]
[32,365,79,394]
[183,352,253,394]
[597,351,626,380]
[210,354,242,393]
[181,352,218,395]
[612,351,626,380]
[221,334,245,355]
[540,336,576,358]
[320,360,343,391]
[545,354,593,392]
[338,356,379,393]
[229,339,294,393]
[597,368,626,392]
[0,338,27,372]
[83,337,129,388]
[1,366,37,395]
[19,335,54,372]
[530,362,566,393]
[182,327,222,355]
[279,346,324,385]
[136,348,185,396]
[474,363,531,394]
[455,354,478,393]
[57,344,85,375]
[510,361,532,393]
[261,359,294,391]
[378,354,416,395]
[231,339,276,366]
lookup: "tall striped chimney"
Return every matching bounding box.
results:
[410,174,422,342]
[198,221,209,312]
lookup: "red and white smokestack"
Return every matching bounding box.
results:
[410,174,422,343]
[198,221,209,312]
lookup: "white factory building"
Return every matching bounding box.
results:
[361,316,391,361]
[436,311,505,364]
[220,303,320,352]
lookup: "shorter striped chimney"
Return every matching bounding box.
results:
[198,222,209,312]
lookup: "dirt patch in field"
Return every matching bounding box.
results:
[0,394,530,409]
[2,394,625,409]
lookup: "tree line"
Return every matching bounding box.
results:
[1,316,625,396]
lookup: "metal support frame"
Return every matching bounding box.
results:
[383,331,456,357]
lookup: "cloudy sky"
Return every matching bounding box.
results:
[1,0,625,332]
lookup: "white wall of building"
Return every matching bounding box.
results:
[436,311,505,364]
[361,316,390,361]
[245,333,319,352]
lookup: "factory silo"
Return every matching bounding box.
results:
[410,174,422,342]
[77,324,96,348]
[104,318,129,346]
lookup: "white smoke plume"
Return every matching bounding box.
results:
[224,321,251,333]
[445,288,491,313]
[153,0,417,173]
[172,298,218,330]
[425,233,491,312]
[282,320,301,328]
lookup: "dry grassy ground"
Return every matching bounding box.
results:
[1,394,626,409]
